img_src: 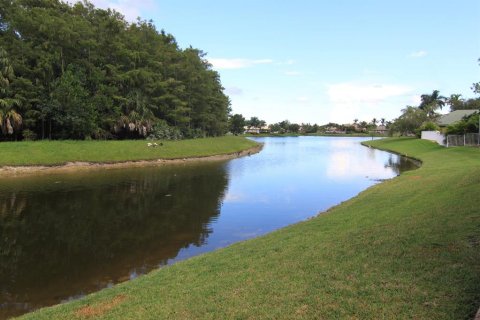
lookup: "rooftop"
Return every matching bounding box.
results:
[438,109,478,126]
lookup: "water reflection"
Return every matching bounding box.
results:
[0,137,418,319]
[0,163,229,319]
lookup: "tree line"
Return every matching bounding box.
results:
[389,60,480,137]
[0,0,231,141]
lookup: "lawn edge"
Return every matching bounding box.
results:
[0,143,263,176]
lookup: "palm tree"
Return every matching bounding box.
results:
[0,100,22,135]
[0,47,22,136]
[419,90,446,118]
[447,94,464,111]
[117,90,156,137]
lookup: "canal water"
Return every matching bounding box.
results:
[0,137,417,318]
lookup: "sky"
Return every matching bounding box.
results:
[87,0,479,125]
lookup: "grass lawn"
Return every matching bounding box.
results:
[0,136,258,166]
[18,137,480,319]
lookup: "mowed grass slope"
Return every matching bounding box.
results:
[0,136,258,166]
[19,138,480,319]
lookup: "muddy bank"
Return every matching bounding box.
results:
[0,144,263,177]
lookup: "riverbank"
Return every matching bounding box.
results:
[0,137,261,176]
[18,138,480,319]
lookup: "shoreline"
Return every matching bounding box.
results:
[14,138,480,319]
[0,144,263,177]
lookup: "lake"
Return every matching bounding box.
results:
[0,137,417,319]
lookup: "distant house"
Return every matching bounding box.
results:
[244,126,259,134]
[438,109,478,127]
[244,126,271,134]
[325,126,346,134]
[260,125,271,133]
[374,125,388,134]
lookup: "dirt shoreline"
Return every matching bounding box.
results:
[0,144,263,177]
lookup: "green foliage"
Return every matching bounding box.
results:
[445,112,479,135]
[448,93,480,111]
[389,106,428,136]
[414,121,440,137]
[0,0,230,140]
[50,67,97,139]
[229,113,245,135]
[419,90,446,119]
[21,129,36,141]
[147,120,183,140]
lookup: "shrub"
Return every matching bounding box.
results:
[147,121,183,140]
[22,129,37,141]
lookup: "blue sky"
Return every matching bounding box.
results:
[89,0,479,125]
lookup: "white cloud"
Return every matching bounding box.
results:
[409,50,428,58]
[208,58,274,70]
[296,96,309,103]
[225,87,244,96]
[285,71,301,76]
[86,0,156,22]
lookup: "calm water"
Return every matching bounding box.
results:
[0,137,417,318]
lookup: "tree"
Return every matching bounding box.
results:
[389,106,428,136]
[419,90,446,119]
[0,0,231,140]
[229,114,245,135]
[50,67,97,139]
[448,94,465,111]
[289,123,300,133]
[0,47,22,137]
[472,58,480,95]
[246,116,261,128]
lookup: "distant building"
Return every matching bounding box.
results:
[325,126,346,134]
[244,126,271,134]
[349,123,367,132]
[438,109,478,127]
[374,125,388,134]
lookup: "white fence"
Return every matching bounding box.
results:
[421,131,445,146]
[446,133,480,147]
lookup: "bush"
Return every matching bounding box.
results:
[415,121,440,137]
[22,129,37,141]
[445,112,479,135]
[147,121,183,140]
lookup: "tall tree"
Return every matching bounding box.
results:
[229,114,245,135]
[447,94,465,111]
[0,47,22,137]
[0,0,231,140]
[419,90,446,119]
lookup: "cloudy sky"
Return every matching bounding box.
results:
[87,0,479,125]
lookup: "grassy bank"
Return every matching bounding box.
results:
[0,136,258,167]
[19,138,480,319]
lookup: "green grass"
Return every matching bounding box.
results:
[18,137,480,319]
[0,136,258,166]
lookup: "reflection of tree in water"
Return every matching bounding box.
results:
[385,154,419,174]
[0,163,229,318]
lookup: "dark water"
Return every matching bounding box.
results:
[0,137,417,319]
